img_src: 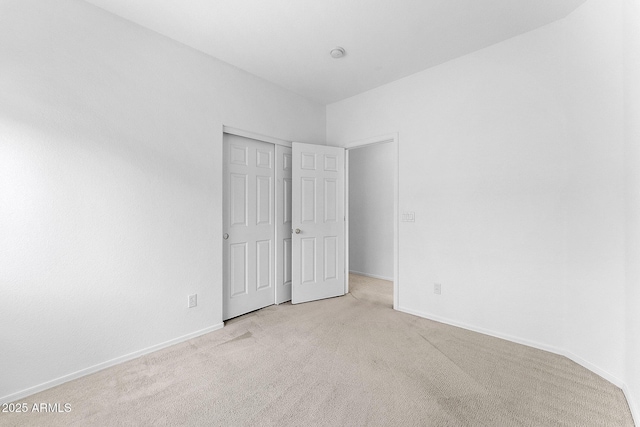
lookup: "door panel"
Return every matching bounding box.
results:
[301,178,316,222]
[256,176,271,225]
[324,236,337,280]
[256,149,272,168]
[292,143,345,304]
[256,240,271,290]
[301,237,316,284]
[223,134,275,320]
[275,145,293,304]
[283,239,292,282]
[230,174,247,226]
[324,179,337,222]
[230,243,247,297]
[283,178,292,223]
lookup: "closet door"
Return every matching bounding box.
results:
[275,145,293,304]
[223,134,275,320]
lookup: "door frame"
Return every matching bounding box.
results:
[342,133,399,310]
[224,126,292,148]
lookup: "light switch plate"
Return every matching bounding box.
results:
[401,212,415,222]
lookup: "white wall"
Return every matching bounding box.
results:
[624,0,640,420]
[328,0,637,417]
[348,144,394,280]
[329,14,569,351]
[0,0,325,402]
[561,0,626,386]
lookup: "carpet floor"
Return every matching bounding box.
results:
[1,274,634,426]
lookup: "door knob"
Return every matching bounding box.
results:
[223,233,229,240]
[295,229,301,234]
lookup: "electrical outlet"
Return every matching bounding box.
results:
[188,294,197,308]
[434,283,441,295]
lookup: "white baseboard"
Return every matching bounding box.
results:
[397,305,637,424]
[397,306,563,355]
[562,350,623,389]
[0,322,224,405]
[349,270,393,282]
[622,383,640,426]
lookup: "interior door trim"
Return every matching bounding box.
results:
[223,126,292,148]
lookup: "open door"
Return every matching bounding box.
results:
[291,142,345,304]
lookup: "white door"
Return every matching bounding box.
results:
[291,142,345,304]
[275,145,293,304]
[223,134,275,320]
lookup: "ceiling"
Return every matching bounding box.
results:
[82,0,586,105]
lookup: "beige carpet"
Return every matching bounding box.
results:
[1,274,634,426]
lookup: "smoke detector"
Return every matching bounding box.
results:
[330,47,346,59]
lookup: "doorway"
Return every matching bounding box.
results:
[347,143,394,280]
[344,134,399,309]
